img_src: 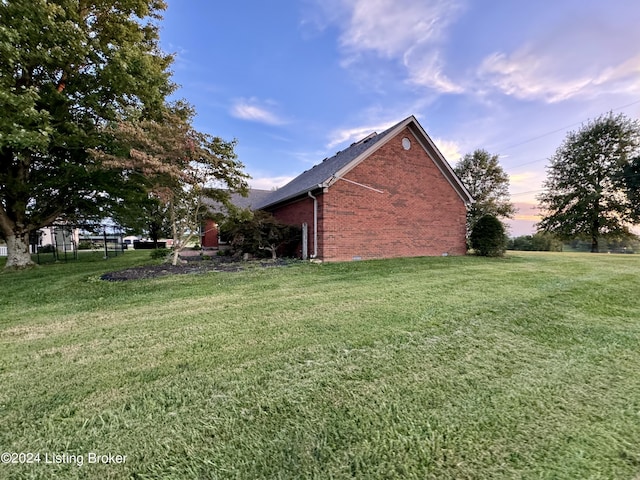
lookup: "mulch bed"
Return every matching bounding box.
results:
[100,256,293,281]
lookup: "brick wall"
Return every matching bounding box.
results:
[201,219,219,248]
[321,127,467,261]
[268,195,319,258]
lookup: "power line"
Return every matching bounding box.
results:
[509,171,640,198]
[508,156,548,169]
[510,189,543,196]
[495,98,640,154]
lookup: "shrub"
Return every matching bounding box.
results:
[77,240,94,250]
[220,210,301,259]
[470,214,506,257]
[150,248,171,260]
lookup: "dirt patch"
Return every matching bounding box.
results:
[101,256,295,281]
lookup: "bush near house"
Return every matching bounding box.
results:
[470,214,506,257]
[220,210,301,259]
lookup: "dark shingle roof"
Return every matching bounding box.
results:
[203,188,273,214]
[254,118,405,209]
[227,189,273,210]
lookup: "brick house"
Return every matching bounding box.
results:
[253,115,473,262]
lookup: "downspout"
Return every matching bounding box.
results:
[308,190,318,259]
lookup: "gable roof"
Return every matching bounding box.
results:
[255,115,473,209]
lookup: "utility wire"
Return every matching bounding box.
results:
[494,98,640,159]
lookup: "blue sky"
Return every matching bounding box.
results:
[159,0,640,236]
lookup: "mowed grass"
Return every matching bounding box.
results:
[1,251,639,479]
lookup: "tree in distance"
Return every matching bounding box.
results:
[537,113,640,253]
[454,149,516,239]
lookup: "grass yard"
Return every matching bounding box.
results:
[1,251,639,479]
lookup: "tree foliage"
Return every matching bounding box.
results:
[622,156,640,221]
[508,233,563,252]
[454,149,515,236]
[0,0,174,268]
[537,113,640,253]
[111,194,170,247]
[470,214,506,257]
[220,210,301,260]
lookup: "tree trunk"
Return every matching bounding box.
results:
[171,200,180,266]
[591,196,600,253]
[5,232,35,269]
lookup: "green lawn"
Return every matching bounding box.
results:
[1,251,639,479]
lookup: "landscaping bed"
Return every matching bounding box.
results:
[100,256,295,281]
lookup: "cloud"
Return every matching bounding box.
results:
[512,202,542,223]
[509,172,540,188]
[506,202,542,236]
[477,14,640,103]
[249,176,296,190]
[480,51,640,102]
[309,0,465,94]
[404,50,464,93]
[432,138,462,163]
[230,98,287,126]
[326,120,398,149]
[479,50,591,103]
[339,0,456,57]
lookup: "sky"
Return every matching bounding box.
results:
[158,0,640,236]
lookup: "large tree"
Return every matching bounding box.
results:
[454,149,515,236]
[537,113,640,252]
[0,0,173,268]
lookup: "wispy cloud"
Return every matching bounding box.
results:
[512,202,541,222]
[477,16,640,103]
[479,50,596,103]
[339,0,456,57]
[404,50,463,93]
[326,120,398,149]
[308,0,465,94]
[230,98,287,126]
[249,176,296,190]
[432,137,463,163]
[509,172,540,188]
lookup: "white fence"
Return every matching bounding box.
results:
[0,246,7,257]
